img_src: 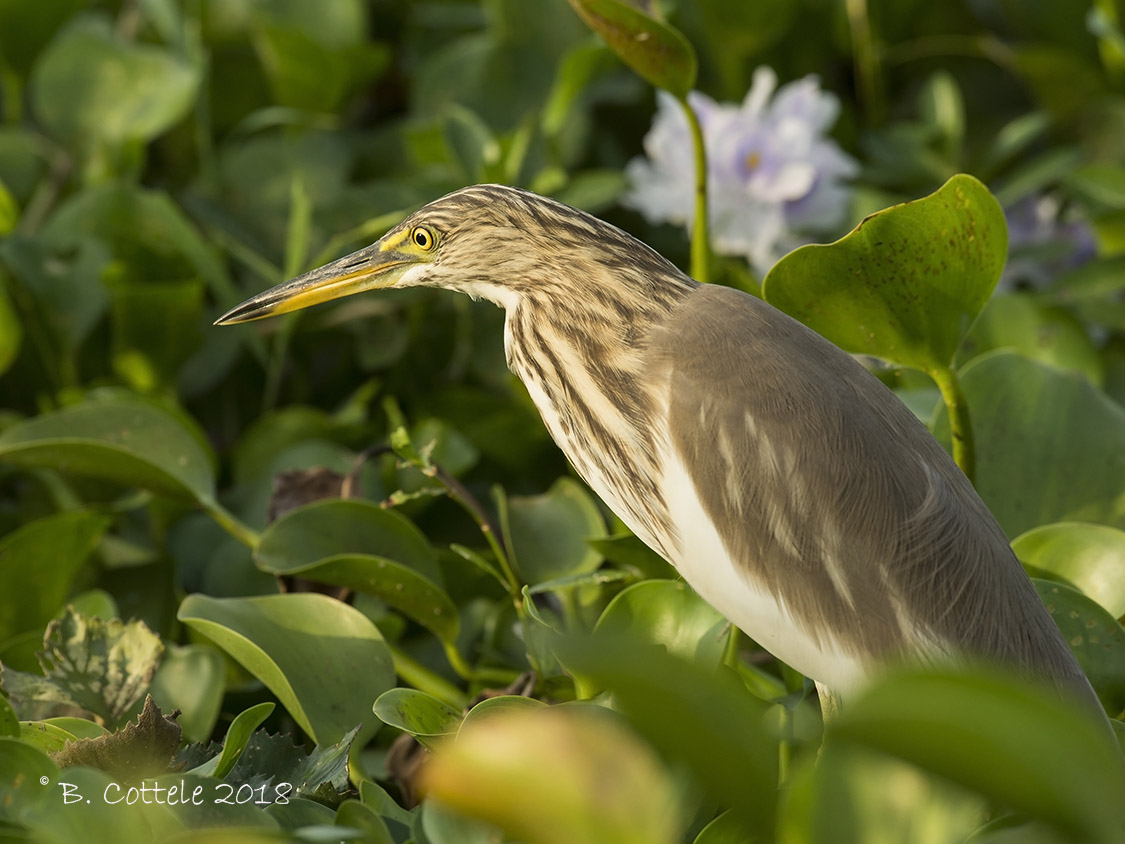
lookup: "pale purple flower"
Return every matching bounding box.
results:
[1001,193,1097,290]
[624,67,858,275]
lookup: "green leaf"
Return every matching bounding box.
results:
[19,720,76,754]
[1,610,163,726]
[0,279,21,378]
[931,352,1125,537]
[1015,523,1125,617]
[501,477,607,585]
[1034,579,1125,716]
[0,737,58,819]
[829,668,1125,842]
[193,701,275,780]
[256,498,441,583]
[258,553,460,643]
[22,765,182,843]
[586,533,675,579]
[0,0,83,77]
[0,178,17,235]
[421,799,506,844]
[178,593,393,744]
[459,695,548,736]
[780,744,986,844]
[223,725,360,808]
[47,695,181,779]
[958,293,1102,385]
[147,643,226,744]
[29,14,199,148]
[421,705,684,844]
[0,694,17,738]
[763,174,1008,373]
[0,510,110,642]
[594,580,727,666]
[372,688,462,749]
[0,394,217,505]
[107,275,205,394]
[565,0,696,96]
[42,717,106,740]
[335,799,395,844]
[557,634,777,836]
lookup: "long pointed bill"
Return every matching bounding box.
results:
[214,239,417,325]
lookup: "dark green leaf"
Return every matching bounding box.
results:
[0,510,110,642]
[0,394,217,505]
[830,668,1125,841]
[147,644,226,744]
[764,174,1008,373]
[1034,579,1125,716]
[29,14,199,147]
[190,701,275,780]
[501,477,607,585]
[178,593,393,743]
[931,352,1125,537]
[256,498,441,583]
[259,553,459,643]
[565,0,696,96]
[48,695,181,779]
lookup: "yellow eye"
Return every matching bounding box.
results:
[411,225,437,251]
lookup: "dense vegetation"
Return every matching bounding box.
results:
[1,1,1124,842]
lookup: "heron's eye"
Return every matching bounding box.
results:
[411,226,437,251]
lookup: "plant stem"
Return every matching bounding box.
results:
[931,365,975,483]
[845,0,884,124]
[203,499,261,548]
[676,93,710,284]
[389,643,468,710]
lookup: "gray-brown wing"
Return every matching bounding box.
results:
[651,283,1093,703]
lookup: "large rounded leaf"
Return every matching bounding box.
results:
[829,669,1125,842]
[256,499,440,583]
[565,0,696,97]
[0,510,110,642]
[763,174,1007,372]
[0,395,217,505]
[30,15,199,147]
[1034,579,1125,716]
[372,689,462,750]
[258,554,459,643]
[178,593,394,743]
[594,580,726,666]
[500,478,607,585]
[420,706,684,844]
[557,634,776,837]
[1015,523,1125,617]
[931,352,1125,537]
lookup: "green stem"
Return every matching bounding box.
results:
[676,93,710,284]
[931,365,975,483]
[389,643,467,710]
[203,499,261,548]
[1,69,20,124]
[845,0,884,124]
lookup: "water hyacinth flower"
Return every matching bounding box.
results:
[625,67,858,276]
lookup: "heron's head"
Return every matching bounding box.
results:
[214,184,691,326]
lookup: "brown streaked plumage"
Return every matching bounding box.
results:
[216,183,1105,721]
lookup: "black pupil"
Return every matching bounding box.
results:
[415,229,429,247]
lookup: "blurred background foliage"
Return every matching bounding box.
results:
[0,0,1124,842]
